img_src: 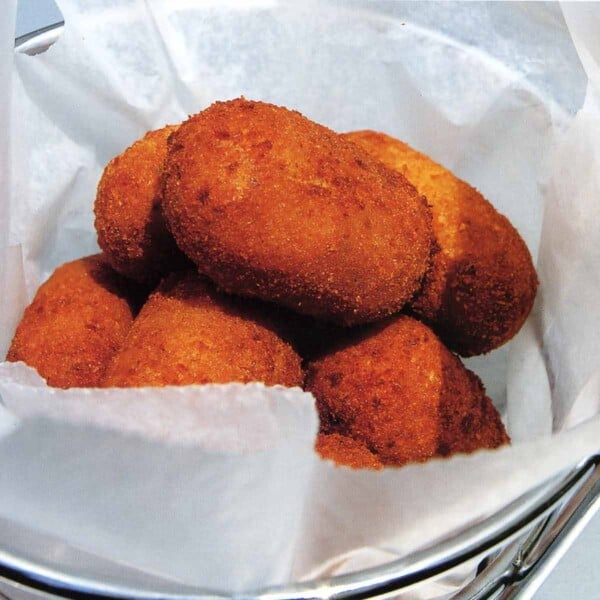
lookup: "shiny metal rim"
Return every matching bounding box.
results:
[9,22,600,600]
[14,21,65,55]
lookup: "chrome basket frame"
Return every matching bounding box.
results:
[4,22,600,600]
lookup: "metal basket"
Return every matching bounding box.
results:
[3,19,600,600]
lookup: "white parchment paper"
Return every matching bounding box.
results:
[1,1,599,597]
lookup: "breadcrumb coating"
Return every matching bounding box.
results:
[162,99,433,326]
[95,125,190,284]
[103,272,303,388]
[306,315,509,466]
[343,130,538,356]
[316,433,383,470]
[7,255,137,388]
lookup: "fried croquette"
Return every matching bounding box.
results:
[162,98,433,326]
[316,433,383,470]
[103,272,303,388]
[6,255,138,388]
[95,125,190,284]
[343,131,538,356]
[306,315,509,467]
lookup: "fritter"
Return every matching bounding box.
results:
[306,315,509,467]
[95,125,190,284]
[162,98,433,326]
[6,255,138,388]
[343,130,538,356]
[103,272,303,388]
[316,433,383,470]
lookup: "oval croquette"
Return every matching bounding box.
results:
[103,272,303,388]
[7,255,137,388]
[95,125,190,284]
[306,315,509,466]
[343,130,538,356]
[162,99,433,326]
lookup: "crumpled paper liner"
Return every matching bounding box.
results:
[0,1,599,597]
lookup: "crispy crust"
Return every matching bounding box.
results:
[103,272,303,388]
[94,125,190,284]
[6,255,137,388]
[306,315,509,466]
[162,99,433,326]
[316,433,383,470]
[343,130,538,356]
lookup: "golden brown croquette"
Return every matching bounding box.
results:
[7,255,138,388]
[95,125,190,284]
[162,99,433,326]
[343,130,538,356]
[103,272,303,388]
[305,315,509,467]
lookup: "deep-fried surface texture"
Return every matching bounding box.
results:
[162,98,433,326]
[95,125,190,284]
[316,433,383,470]
[6,255,137,388]
[306,315,509,466]
[103,272,303,387]
[343,131,538,356]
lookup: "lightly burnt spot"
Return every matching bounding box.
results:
[169,140,184,153]
[253,139,273,152]
[437,441,451,456]
[197,187,210,204]
[328,372,343,387]
[461,413,475,434]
